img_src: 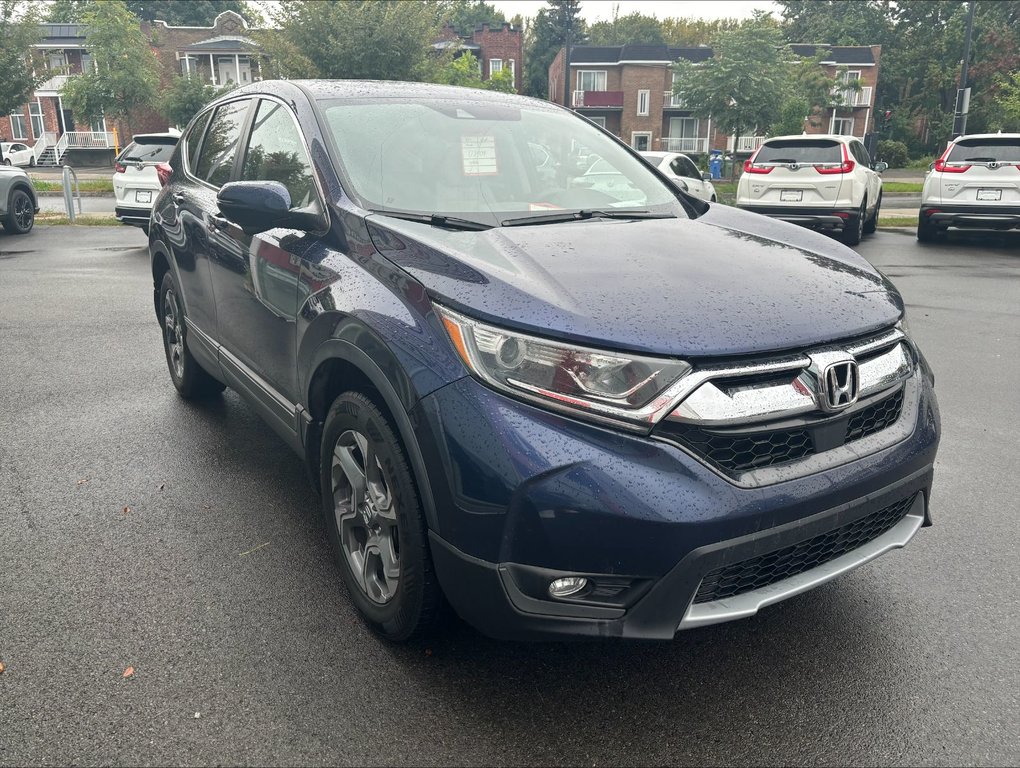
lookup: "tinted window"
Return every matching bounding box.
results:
[122,139,176,164]
[241,99,318,210]
[186,110,213,173]
[671,156,699,179]
[194,100,250,187]
[948,138,1020,163]
[756,140,841,165]
[319,98,681,225]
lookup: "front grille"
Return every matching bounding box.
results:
[693,494,917,604]
[659,388,904,474]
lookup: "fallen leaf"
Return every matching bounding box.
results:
[77,478,90,486]
[122,506,132,515]
[122,666,134,678]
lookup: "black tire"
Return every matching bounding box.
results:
[840,201,865,246]
[863,194,881,234]
[710,194,717,203]
[158,272,225,399]
[916,217,939,243]
[29,156,36,167]
[1,158,11,166]
[320,391,441,642]
[3,189,34,234]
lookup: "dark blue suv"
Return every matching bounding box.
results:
[148,81,940,641]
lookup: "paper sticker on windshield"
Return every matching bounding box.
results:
[462,135,498,176]
[528,202,563,211]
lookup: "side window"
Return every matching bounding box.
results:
[669,158,686,177]
[194,99,250,187]
[681,156,701,178]
[855,142,872,167]
[186,109,213,174]
[240,99,318,210]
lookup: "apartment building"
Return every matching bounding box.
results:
[548,43,881,155]
[434,21,524,93]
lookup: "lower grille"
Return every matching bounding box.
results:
[660,388,904,474]
[693,493,918,604]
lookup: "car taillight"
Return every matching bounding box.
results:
[155,161,172,187]
[815,159,855,174]
[114,162,126,173]
[743,159,773,174]
[933,158,970,173]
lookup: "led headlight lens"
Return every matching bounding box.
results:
[437,305,691,424]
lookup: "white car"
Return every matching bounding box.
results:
[640,151,717,201]
[918,133,1020,241]
[1,142,35,167]
[113,132,179,232]
[735,134,886,246]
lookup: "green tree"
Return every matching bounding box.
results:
[46,0,94,22]
[0,0,43,118]
[159,74,234,129]
[992,70,1020,131]
[61,0,160,135]
[672,15,790,178]
[439,0,506,35]
[433,51,516,93]
[660,17,740,47]
[125,1,258,26]
[523,0,587,98]
[259,1,446,81]
[588,11,663,46]
[776,0,894,47]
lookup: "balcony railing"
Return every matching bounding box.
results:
[36,74,73,93]
[660,137,708,154]
[726,135,767,153]
[663,91,687,108]
[63,131,116,149]
[572,90,624,109]
[833,85,873,108]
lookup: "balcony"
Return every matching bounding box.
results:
[660,137,707,154]
[663,91,687,109]
[36,74,73,94]
[726,135,767,153]
[833,85,873,108]
[572,90,624,109]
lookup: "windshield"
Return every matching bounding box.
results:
[947,138,1020,163]
[318,96,682,225]
[755,140,841,165]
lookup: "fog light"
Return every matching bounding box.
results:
[548,576,588,599]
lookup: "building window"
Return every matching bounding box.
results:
[90,116,107,134]
[576,70,607,92]
[590,116,606,128]
[47,51,67,72]
[29,102,43,137]
[631,131,652,151]
[489,58,503,75]
[637,89,650,116]
[508,59,515,79]
[833,117,855,135]
[9,111,27,140]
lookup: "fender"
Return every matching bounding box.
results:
[304,337,442,533]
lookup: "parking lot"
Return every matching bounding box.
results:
[1,225,1018,766]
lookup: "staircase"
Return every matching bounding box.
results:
[36,146,61,167]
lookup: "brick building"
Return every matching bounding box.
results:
[434,21,524,93]
[548,43,881,156]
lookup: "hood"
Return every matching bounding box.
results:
[366,206,903,359]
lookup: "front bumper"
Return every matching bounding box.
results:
[738,205,859,231]
[921,204,1020,230]
[414,372,940,641]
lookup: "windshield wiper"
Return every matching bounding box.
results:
[369,210,492,231]
[501,209,675,227]
[961,156,1002,163]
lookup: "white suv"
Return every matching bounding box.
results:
[113,132,179,233]
[735,134,886,246]
[918,133,1020,241]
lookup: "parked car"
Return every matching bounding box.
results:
[918,133,1020,241]
[735,134,887,246]
[1,165,38,234]
[1,142,35,167]
[640,151,717,201]
[113,132,179,232]
[149,81,939,642]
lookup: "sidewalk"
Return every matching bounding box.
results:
[30,166,113,181]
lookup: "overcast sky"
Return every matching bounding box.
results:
[489,0,778,23]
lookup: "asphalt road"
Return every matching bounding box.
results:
[1,226,1018,766]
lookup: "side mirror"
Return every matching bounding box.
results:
[873,161,888,173]
[217,181,322,235]
[702,172,712,181]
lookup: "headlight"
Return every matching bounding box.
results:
[436,305,691,427]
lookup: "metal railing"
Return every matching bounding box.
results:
[833,85,872,108]
[663,91,686,108]
[660,137,708,154]
[32,134,50,163]
[63,131,116,149]
[726,135,767,153]
[36,74,73,93]
[62,165,82,222]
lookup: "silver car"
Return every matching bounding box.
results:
[1,165,38,235]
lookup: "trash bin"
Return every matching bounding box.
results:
[709,150,723,180]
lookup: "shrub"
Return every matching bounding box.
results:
[876,140,909,168]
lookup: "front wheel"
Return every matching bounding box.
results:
[3,189,35,234]
[158,272,225,399]
[320,391,442,642]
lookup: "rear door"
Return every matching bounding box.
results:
[115,136,178,207]
[939,136,1020,208]
[850,140,881,208]
[742,139,845,207]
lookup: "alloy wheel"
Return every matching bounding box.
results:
[331,429,400,604]
[163,287,185,379]
[13,194,33,230]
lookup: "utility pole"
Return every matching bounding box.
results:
[563,11,572,109]
[952,0,976,138]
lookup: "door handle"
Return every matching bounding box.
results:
[172,192,185,207]
[210,214,230,230]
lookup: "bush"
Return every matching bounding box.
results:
[907,154,936,169]
[876,140,909,168]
